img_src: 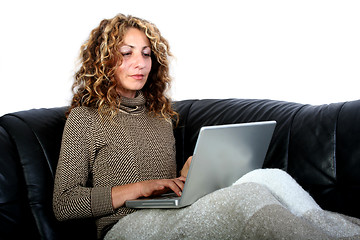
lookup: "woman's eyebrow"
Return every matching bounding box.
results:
[122,44,151,49]
[121,44,134,49]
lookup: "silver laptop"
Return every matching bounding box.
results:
[125,120,276,209]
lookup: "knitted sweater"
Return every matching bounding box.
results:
[53,92,177,239]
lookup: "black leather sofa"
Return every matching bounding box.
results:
[1,98,360,240]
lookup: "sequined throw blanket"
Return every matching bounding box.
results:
[105,169,360,240]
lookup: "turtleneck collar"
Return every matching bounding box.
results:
[118,91,146,114]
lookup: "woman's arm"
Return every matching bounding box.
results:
[53,107,114,221]
[111,177,186,209]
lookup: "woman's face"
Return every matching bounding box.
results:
[115,28,152,98]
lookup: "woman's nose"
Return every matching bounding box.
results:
[134,53,145,69]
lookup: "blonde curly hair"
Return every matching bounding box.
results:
[68,14,178,122]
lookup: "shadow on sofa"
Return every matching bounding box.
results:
[1,98,360,239]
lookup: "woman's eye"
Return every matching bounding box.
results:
[121,52,131,56]
[143,51,151,57]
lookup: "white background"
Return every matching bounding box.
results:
[1,0,359,116]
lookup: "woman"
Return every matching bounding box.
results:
[54,13,360,240]
[53,14,191,239]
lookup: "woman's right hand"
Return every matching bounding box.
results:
[111,177,186,209]
[138,177,186,198]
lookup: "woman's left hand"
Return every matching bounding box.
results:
[180,156,192,178]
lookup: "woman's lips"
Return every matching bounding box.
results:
[130,74,144,80]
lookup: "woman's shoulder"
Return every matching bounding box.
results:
[66,106,100,125]
[69,106,98,117]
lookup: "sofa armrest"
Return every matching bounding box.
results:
[0,126,39,239]
[0,107,96,240]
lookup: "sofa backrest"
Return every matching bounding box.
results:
[173,98,360,219]
[1,98,360,239]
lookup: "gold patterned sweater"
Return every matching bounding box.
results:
[52,92,177,239]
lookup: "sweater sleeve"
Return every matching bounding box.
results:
[53,107,114,221]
